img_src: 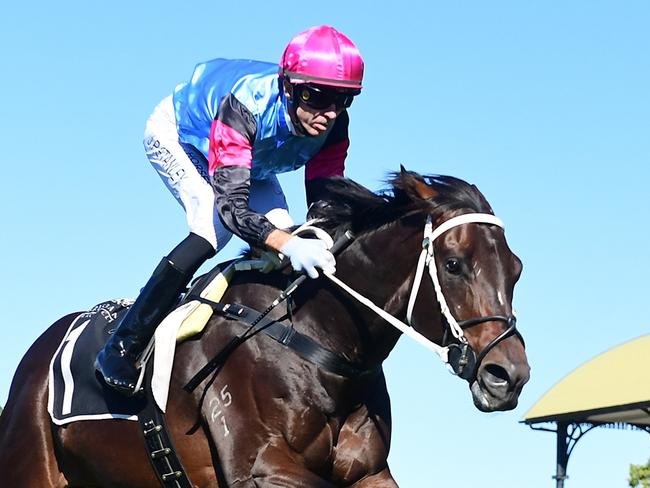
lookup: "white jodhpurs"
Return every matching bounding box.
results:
[143,95,294,251]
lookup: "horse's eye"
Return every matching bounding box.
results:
[445,258,462,275]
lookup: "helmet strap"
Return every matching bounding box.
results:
[281,79,307,136]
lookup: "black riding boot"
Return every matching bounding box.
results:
[95,257,191,395]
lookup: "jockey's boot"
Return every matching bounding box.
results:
[95,257,191,395]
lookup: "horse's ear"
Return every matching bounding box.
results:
[393,164,438,200]
[399,167,438,200]
[411,178,438,200]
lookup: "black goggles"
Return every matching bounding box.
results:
[294,84,358,110]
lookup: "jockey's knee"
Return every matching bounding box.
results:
[168,233,216,274]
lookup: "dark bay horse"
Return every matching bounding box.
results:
[0,170,529,487]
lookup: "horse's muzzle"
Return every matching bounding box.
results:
[470,359,530,412]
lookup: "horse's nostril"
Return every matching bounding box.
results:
[483,363,510,386]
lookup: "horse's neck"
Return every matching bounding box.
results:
[312,221,426,366]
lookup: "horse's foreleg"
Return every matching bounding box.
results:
[332,372,394,487]
[351,468,398,487]
[246,441,337,488]
[331,407,392,486]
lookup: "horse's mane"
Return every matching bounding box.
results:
[310,170,494,236]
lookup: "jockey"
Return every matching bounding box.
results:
[95,25,365,395]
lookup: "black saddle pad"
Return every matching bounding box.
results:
[48,299,146,424]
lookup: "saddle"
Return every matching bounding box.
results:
[47,256,271,425]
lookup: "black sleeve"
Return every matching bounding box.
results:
[212,166,276,248]
[216,93,257,142]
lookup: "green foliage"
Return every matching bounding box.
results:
[630,459,650,488]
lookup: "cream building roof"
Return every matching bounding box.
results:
[524,334,650,425]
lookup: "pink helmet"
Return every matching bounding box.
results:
[279,25,364,91]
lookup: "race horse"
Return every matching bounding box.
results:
[0,169,529,487]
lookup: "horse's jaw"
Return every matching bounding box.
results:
[470,381,514,412]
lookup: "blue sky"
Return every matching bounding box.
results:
[1,1,649,486]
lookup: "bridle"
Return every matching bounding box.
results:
[324,212,522,383]
[405,212,522,382]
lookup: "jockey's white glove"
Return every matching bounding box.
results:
[280,236,336,279]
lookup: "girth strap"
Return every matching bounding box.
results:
[184,298,377,392]
[138,362,193,487]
